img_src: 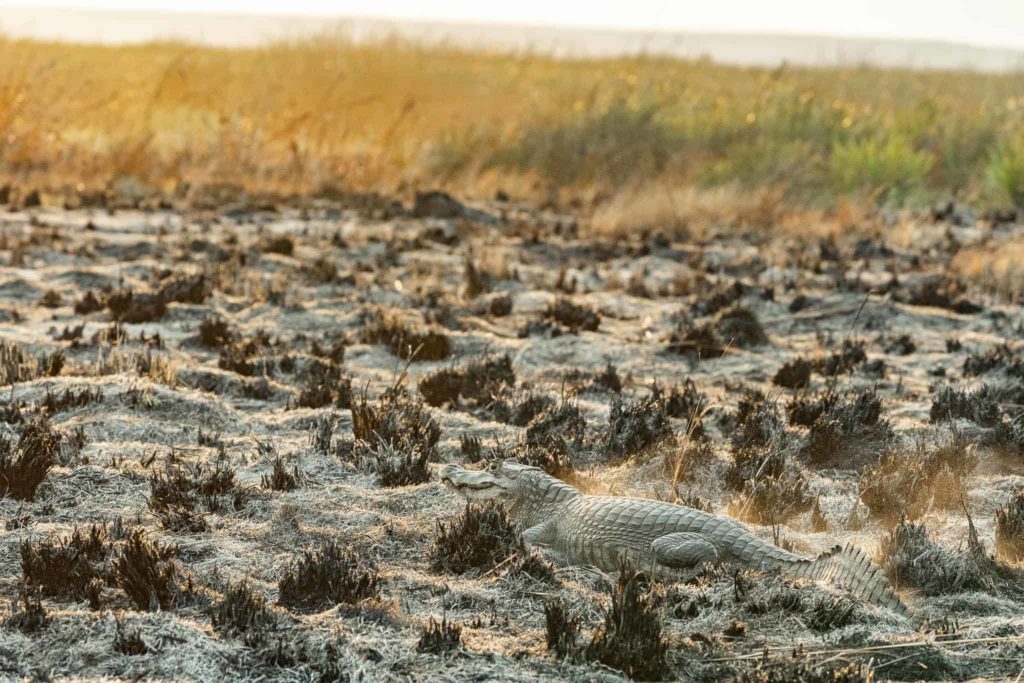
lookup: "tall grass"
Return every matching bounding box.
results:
[1,32,1023,225]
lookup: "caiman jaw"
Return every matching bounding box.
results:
[439,464,503,500]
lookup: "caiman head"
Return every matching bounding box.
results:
[439,458,550,505]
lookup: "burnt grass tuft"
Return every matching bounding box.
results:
[544,598,582,659]
[417,615,464,654]
[114,530,180,611]
[797,388,893,468]
[0,415,62,501]
[361,309,450,361]
[211,582,278,645]
[545,297,600,332]
[5,587,51,633]
[261,457,301,491]
[147,461,240,532]
[606,394,675,459]
[995,488,1024,562]
[351,389,440,486]
[431,502,519,575]
[198,316,233,348]
[295,359,352,409]
[725,391,813,525]
[731,657,873,683]
[878,515,1024,598]
[773,358,812,389]
[583,569,671,681]
[417,353,515,409]
[277,542,382,611]
[20,524,113,602]
[113,618,148,655]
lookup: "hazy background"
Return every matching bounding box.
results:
[2,2,1024,71]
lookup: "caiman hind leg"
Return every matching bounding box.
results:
[651,532,720,571]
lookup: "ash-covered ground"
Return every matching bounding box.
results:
[0,194,1022,681]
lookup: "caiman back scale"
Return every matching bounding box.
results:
[440,459,906,613]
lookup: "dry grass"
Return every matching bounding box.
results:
[1,33,1023,230]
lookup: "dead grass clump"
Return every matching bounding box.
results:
[859,431,977,523]
[430,502,519,575]
[773,358,813,389]
[218,329,276,376]
[731,658,873,683]
[606,394,675,459]
[653,379,706,436]
[0,340,44,385]
[367,441,431,487]
[5,587,51,634]
[929,385,1005,428]
[816,340,867,377]
[20,524,112,603]
[106,289,167,323]
[262,457,301,491]
[113,530,179,611]
[351,389,440,459]
[666,321,726,359]
[113,618,148,655]
[901,275,982,314]
[41,386,104,414]
[147,461,238,532]
[995,488,1024,562]
[295,360,352,409]
[478,292,513,317]
[74,290,105,315]
[277,543,382,611]
[460,433,483,462]
[525,399,586,449]
[725,396,812,525]
[417,615,464,654]
[38,289,63,308]
[361,309,450,361]
[0,415,61,500]
[158,273,208,305]
[544,598,581,659]
[583,569,671,681]
[261,235,295,256]
[545,298,600,332]
[884,333,916,355]
[211,582,278,646]
[713,305,768,348]
[417,353,515,409]
[963,344,1024,378]
[799,389,893,468]
[878,515,1022,597]
[198,317,233,348]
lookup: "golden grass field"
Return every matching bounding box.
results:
[1,32,1023,232]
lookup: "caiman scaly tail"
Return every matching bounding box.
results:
[787,543,906,613]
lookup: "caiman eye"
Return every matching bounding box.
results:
[487,462,499,473]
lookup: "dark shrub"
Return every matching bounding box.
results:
[583,569,670,681]
[113,530,179,611]
[431,503,519,575]
[545,298,600,332]
[277,543,382,611]
[0,416,61,501]
[417,615,463,654]
[20,524,112,601]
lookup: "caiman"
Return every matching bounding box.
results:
[439,459,907,613]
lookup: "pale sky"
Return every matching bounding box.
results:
[4,0,1024,51]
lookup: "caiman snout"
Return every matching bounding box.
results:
[439,464,501,497]
[439,464,461,488]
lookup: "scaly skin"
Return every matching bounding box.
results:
[440,459,906,613]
